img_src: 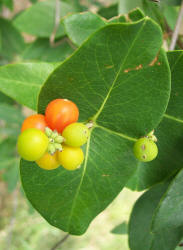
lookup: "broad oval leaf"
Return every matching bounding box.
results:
[129,182,183,250]
[0,18,25,61]
[98,4,118,19]
[127,51,183,191]
[0,63,57,110]
[63,12,107,46]
[20,19,170,235]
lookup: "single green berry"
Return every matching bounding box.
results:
[133,137,158,162]
[17,128,49,161]
[62,122,89,147]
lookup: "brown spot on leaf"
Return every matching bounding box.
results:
[124,64,143,73]
[149,56,158,66]
[105,65,114,69]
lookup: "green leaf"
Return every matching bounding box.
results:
[129,182,183,250]
[108,8,145,24]
[128,8,145,22]
[152,168,183,233]
[127,51,183,191]
[98,4,118,19]
[111,221,128,235]
[20,19,170,235]
[22,38,74,62]
[0,62,57,110]
[0,18,25,60]
[63,12,107,47]
[13,0,76,38]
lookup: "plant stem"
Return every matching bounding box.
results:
[169,0,183,50]
[50,0,61,48]
[50,233,70,250]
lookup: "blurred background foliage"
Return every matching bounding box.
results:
[0,0,182,249]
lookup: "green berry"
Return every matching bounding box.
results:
[62,123,89,147]
[133,137,158,162]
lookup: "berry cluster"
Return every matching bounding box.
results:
[17,99,89,171]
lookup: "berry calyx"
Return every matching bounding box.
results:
[146,130,157,142]
[45,127,64,155]
[133,137,158,162]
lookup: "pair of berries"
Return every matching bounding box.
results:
[17,99,89,171]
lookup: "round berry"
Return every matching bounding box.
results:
[36,152,60,170]
[62,123,89,147]
[21,114,47,132]
[57,145,84,171]
[17,128,49,161]
[133,137,158,162]
[45,99,79,133]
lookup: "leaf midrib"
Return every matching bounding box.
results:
[92,18,147,122]
[163,114,183,124]
[66,129,92,231]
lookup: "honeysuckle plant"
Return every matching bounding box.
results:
[1,0,183,249]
